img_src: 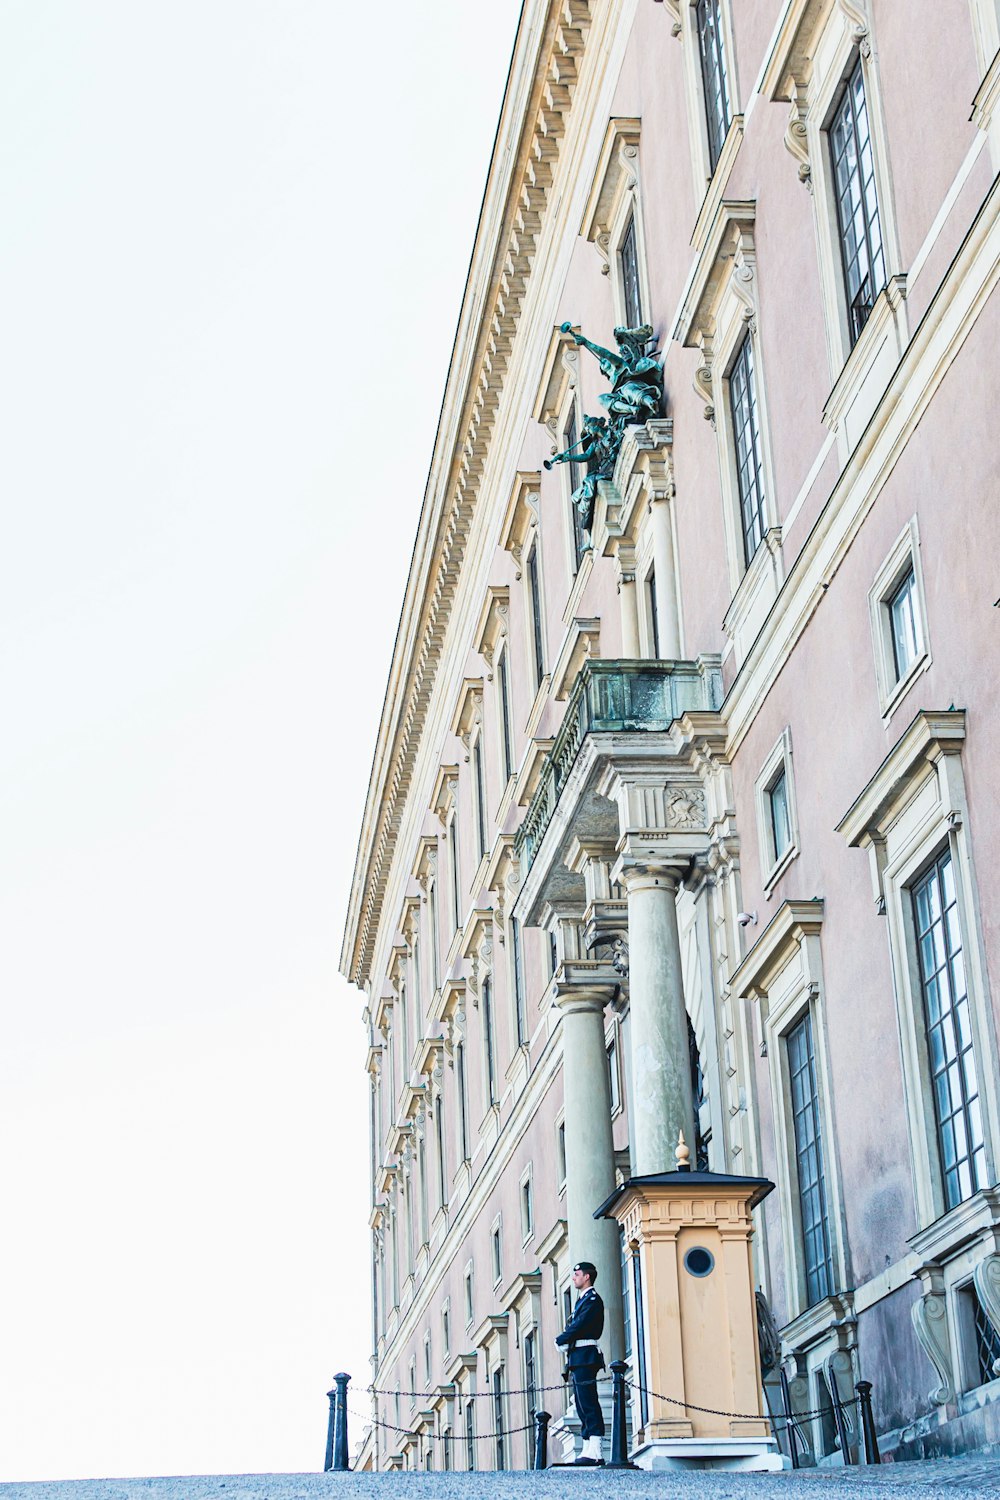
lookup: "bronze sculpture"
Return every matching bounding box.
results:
[543,322,663,550]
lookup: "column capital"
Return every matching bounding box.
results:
[613,854,688,893]
[551,960,620,1015]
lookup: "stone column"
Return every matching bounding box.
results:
[621,865,695,1176]
[649,495,681,659]
[616,546,640,657]
[554,983,624,1363]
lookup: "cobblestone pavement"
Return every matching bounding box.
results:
[2,1457,1000,1500]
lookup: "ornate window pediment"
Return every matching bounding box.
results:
[431,764,459,824]
[500,471,540,579]
[580,117,642,274]
[474,587,510,681]
[532,326,581,448]
[450,678,484,761]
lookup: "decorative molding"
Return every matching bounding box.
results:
[500,471,542,580]
[341,1,595,988]
[674,200,757,349]
[835,711,966,848]
[728,899,824,1003]
[450,678,484,760]
[974,1254,1000,1375]
[911,1275,956,1405]
[474,586,511,679]
[533,325,581,444]
[580,117,641,272]
[551,617,601,701]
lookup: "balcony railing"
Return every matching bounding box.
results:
[515,659,723,872]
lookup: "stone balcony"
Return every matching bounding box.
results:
[514,658,724,886]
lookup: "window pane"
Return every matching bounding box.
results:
[889,565,919,681]
[696,0,732,172]
[769,767,791,861]
[528,546,545,685]
[565,406,588,570]
[786,1013,835,1306]
[830,56,887,345]
[620,215,642,327]
[498,645,514,782]
[729,333,767,565]
[912,850,986,1210]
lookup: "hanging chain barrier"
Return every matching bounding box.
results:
[337,1369,881,1469]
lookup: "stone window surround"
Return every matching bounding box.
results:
[463,1259,475,1330]
[754,726,800,899]
[908,1190,1000,1412]
[519,1162,535,1246]
[579,118,652,328]
[761,0,906,433]
[500,473,548,716]
[730,899,850,1325]
[490,1213,504,1289]
[533,334,588,608]
[655,0,744,216]
[475,586,515,795]
[836,711,1000,1233]
[867,515,932,721]
[675,201,784,624]
[605,1013,624,1119]
[499,1271,544,1437]
[450,678,490,886]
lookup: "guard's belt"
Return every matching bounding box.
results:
[570,1338,600,1347]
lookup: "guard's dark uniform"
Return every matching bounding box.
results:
[555,1286,606,1439]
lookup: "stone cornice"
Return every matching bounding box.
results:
[341,0,596,990]
[835,710,966,847]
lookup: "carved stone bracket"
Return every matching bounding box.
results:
[911,1264,956,1405]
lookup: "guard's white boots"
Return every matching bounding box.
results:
[581,1437,603,1462]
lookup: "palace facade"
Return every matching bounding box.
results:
[340,0,1000,1469]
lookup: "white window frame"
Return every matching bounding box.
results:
[520,1165,534,1246]
[731,903,848,1324]
[867,516,931,718]
[556,1111,567,1194]
[557,385,589,582]
[754,728,800,896]
[762,2,905,429]
[838,712,1000,1233]
[660,0,742,205]
[606,1022,623,1118]
[464,1260,475,1330]
[968,0,1000,77]
[490,1214,504,1288]
[580,119,652,327]
[442,1298,451,1361]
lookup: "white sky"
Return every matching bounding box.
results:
[0,2,521,1481]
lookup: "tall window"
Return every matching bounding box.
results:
[399,982,410,1082]
[548,930,558,978]
[830,55,886,346]
[889,564,920,683]
[565,407,588,571]
[473,736,488,863]
[696,0,732,172]
[449,812,461,932]
[511,916,527,1047]
[456,1041,469,1162]
[527,544,545,688]
[483,974,498,1106]
[912,850,987,1211]
[497,644,514,782]
[607,1034,621,1114]
[631,1249,648,1427]
[787,1013,835,1306]
[492,1366,506,1470]
[435,1097,447,1207]
[647,568,660,658]
[411,935,422,1035]
[464,1398,475,1472]
[429,878,440,991]
[620,1232,632,1361]
[620,214,642,327]
[523,1329,537,1419]
[729,332,766,566]
[768,766,792,863]
[491,1220,503,1284]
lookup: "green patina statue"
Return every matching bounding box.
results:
[543,321,663,548]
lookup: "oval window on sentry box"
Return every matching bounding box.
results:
[683,1246,715,1278]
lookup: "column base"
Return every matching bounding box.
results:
[630,1437,787,1472]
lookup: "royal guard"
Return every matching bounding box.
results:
[555,1261,606,1466]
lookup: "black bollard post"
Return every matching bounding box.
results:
[855,1381,881,1466]
[607,1361,636,1468]
[324,1384,337,1472]
[332,1374,352,1470]
[533,1410,551,1470]
[779,1366,801,1470]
